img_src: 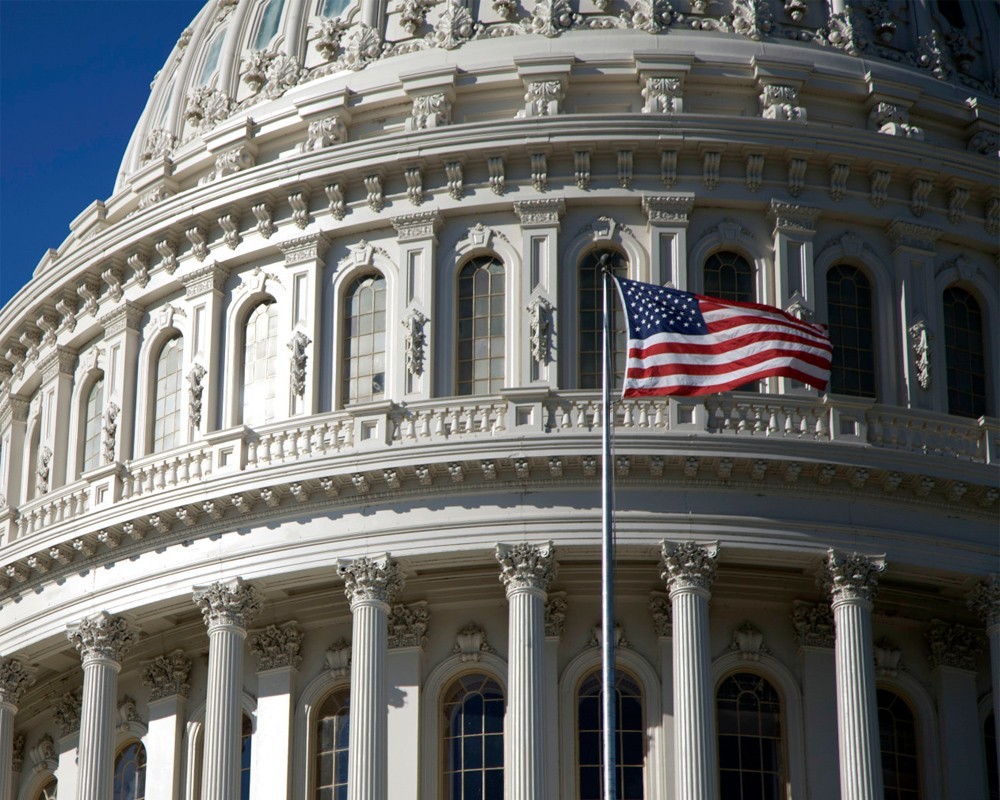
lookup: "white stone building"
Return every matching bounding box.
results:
[0,1,997,799]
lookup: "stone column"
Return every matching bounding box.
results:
[0,657,37,800]
[660,541,719,800]
[338,554,404,800]
[141,650,192,800]
[495,542,557,800]
[249,622,303,800]
[193,578,262,800]
[66,612,139,800]
[820,550,886,800]
[968,574,1000,772]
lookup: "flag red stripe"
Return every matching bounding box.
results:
[622,365,829,397]
[630,330,832,359]
[626,347,833,378]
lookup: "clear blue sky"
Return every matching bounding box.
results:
[0,0,204,309]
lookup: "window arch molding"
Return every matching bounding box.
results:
[813,236,896,401]
[21,395,45,503]
[875,674,943,798]
[135,311,191,457]
[68,351,107,478]
[710,650,807,799]
[328,244,399,409]
[182,692,257,800]
[687,221,769,303]
[419,651,508,800]
[291,667,351,799]
[932,260,997,417]
[558,646,666,800]
[15,753,58,800]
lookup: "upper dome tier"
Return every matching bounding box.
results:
[118,0,1000,190]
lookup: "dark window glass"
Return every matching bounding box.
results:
[985,712,998,800]
[37,778,58,800]
[577,668,645,800]
[241,715,253,800]
[878,689,920,800]
[943,286,988,418]
[457,257,505,395]
[579,249,628,389]
[316,688,350,800]
[113,742,147,800]
[443,673,504,799]
[717,673,783,800]
[704,251,754,303]
[342,273,387,405]
[826,265,876,397]
[935,0,965,28]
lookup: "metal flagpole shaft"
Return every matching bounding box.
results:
[601,262,617,800]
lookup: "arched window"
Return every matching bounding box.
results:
[240,714,253,800]
[442,673,504,799]
[877,689,919,800]
[826,265,876,397]
[943,286,988,418]
[577,668,645,800]
[26,416,42,499]
[82,376,105,473]
[35,779,57,800]
[321,0,350,16]
[197,29,226,86]
[242,301,279,425]
[985,712,998,800]
[717,672,784,800]
[316,688,350,800]
[579,249,628,389]
[152,335,184,453]
[253,0,286,49]
[113,741,147,800]
[342,273,387,405]
[457,256,505,396]
[704,251,754,303]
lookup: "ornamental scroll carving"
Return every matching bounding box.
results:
[288,332,311,397]
[403,309,428,377]
[192,578,263,630]
[53,688,83,736]
[495,541,558,594]
[926,619,982,671]
[388,601,430,648]
[0,657,37,706]
[453,623,496,662]
[102,402,120,463]
[338,554,404,607]
[545,591,567,638]
[659,540,718,593]
[526,296,553,364]
[324,639,352,677]
[67,612,139,664]
[141,650,192,700]
[249,621,304,670]
[729,621,768,661]
[791,599,835,648]
[908,318,931,389]
[818,549,886,606]
[187,364,206,430]
[35,446,52,495]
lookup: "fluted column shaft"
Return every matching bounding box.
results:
[67,613,138,800]
[193,579,262,800]
[0,700,15,800]
[822,550,886,800]
[338,554,404,800]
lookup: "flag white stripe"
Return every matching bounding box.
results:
[628,339,833,367]
[625,356,831,388]
[629,324,832,351]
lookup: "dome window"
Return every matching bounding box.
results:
[321,0,351,18]
[253,0,286,50]
[197,29,226,86]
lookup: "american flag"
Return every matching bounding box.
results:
[614,276,832,397]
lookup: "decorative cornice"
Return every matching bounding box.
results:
[642,194,695,224]
[391,211,442,242]
[886,219,941,251]
[967,574,1000,629]
[183,262,229,297]
[66,611,139,664]
[338,553,404,607]
[141,649,192,700]
[249,621,303,670]
[926,619,982,671]
[513,198,565,227]
[0,657,37,707]
[387,601,429,648]
[99,301,145,336]
[277,233,327,265]
[769,200,821,233]
[495,541,557,594]
[544,591,567,638]
[791,599,835,648]
[38,346,78,381]
[659,540,718,593]
[818,549,886,607]
[192,577,263,630]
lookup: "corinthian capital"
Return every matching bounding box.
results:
[495,541,558,594]
[338,554,404,607]
[249,621,303,671]
[659,541,719,594]
[819,550,886,607]
[967,574,1000,629]
[192,578,263,630]
[141,650,192,701]
[66,612,139,665]
[0,657,37,707]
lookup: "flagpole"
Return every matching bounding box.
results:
[600,259,617,800]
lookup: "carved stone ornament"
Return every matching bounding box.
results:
[727,0,773,40]
[874,637,902,677]
[324,639,352,677]
[187,364,206,430]
[588,624,631,649]
[117,696,144,731]
[398,0,435,34]
[338,24,385,71]
[101,401,120,463]
[730,620,768,661]
[53,688,83,736]
[430,0,478,50]
[523,0,578,37]
[649,592,672,637]
[524,80,563,117]
[760,84,804,121]
[141,649,192,700]
[249,621,304,671]
[338,554,404,607]
[192,578,263,630]
[288,331,311,397]
[303,114,347,151]
[184,86,234,130]
[67,611,139,664]
[791,599,835,648]
[388,601,430,648]
[403,308,428,376]
[642,76,682,113]
[908,318,931,389]
[967,574,1000,629]
[409,92,452,130]
[140,127,177,163]
[315,17,349,60]
[453,623,496,662]
[495,541,557,594]
[0,657,37,706]
[526,296,553,364]
[819,549,886,606]
[925,619,982,671]
[545,591,567,638]
[659,540,718,593]
[35,446,52,494]
[11,733,26,773]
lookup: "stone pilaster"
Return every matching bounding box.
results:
[968,574,1000,775]
[819,550,886,800]
[66,612,139,800]
[338,554,404,800]
[0,657,36,799]
[193,578,262,800]
[496,542,557,800]
[142,650,192,800]
[386,601,429,800]
[660,541,719,800]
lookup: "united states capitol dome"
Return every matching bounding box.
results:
[0,1,998,799]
